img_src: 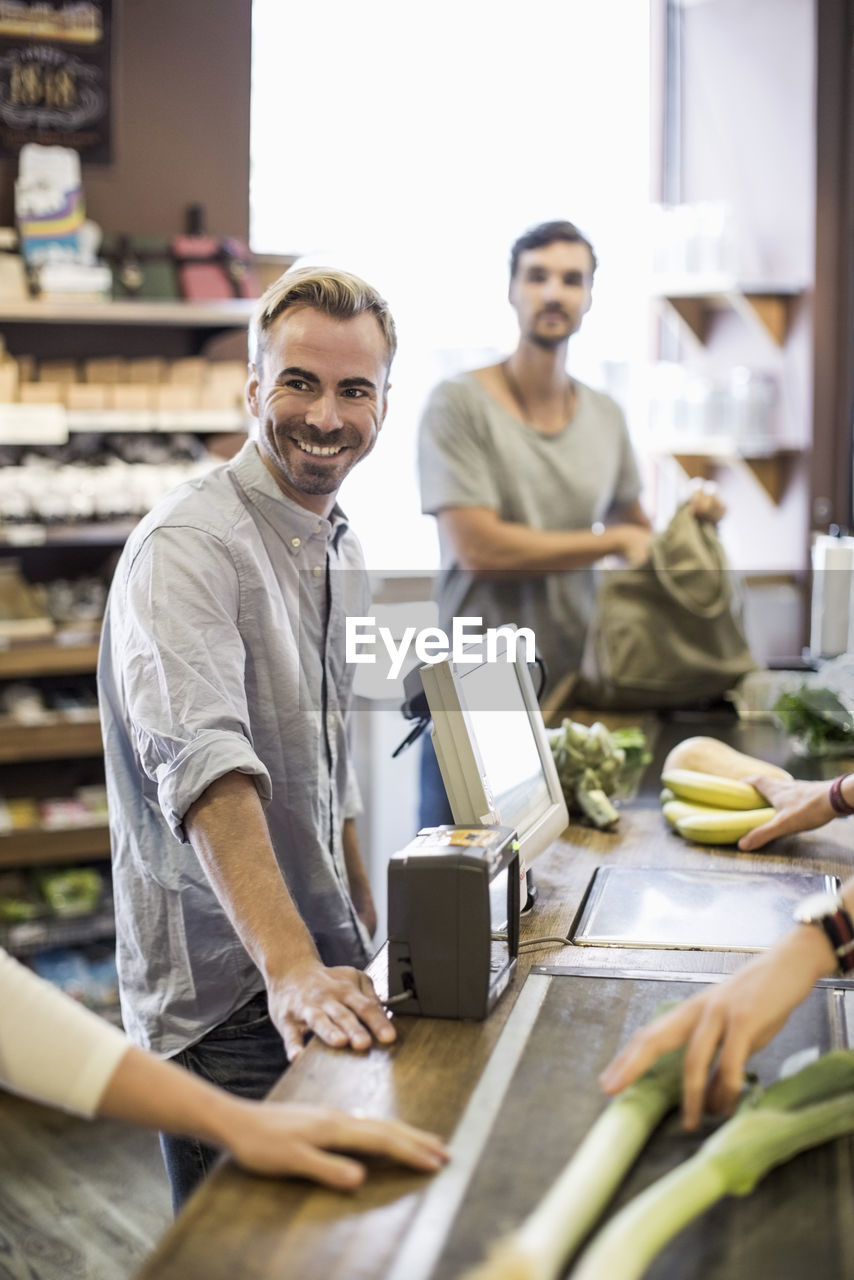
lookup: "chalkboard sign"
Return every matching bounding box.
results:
[0,1,112,162]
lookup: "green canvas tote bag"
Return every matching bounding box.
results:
[574,502,757,710]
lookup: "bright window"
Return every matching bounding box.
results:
[250,0,652,570]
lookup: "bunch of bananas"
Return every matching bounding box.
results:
[660,768,776,846]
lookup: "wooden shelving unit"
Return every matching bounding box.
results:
[652,277,803,347]
[650,438,801,504]
[0,900,115,955]
[0,297,254,956]
[650,277,805,505]
[0,297,256,328]
[0,718,101,763]
[0,640,99,678]
[0,522,137,548]
[0,824,111,868]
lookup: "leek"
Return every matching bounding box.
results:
[571,1048,854,1280]
[461,1044,684,1280]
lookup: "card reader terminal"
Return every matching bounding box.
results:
[387,824,520,1019]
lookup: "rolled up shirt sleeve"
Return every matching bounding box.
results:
[119,525,272,841]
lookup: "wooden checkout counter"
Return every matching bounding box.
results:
[134,711,854,1280]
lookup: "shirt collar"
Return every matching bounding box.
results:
[231,439,351,546]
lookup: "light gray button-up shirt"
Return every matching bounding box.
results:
[98,440,372,1055]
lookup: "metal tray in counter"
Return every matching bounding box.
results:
[571,864,839,951]
[388,968,854,1280]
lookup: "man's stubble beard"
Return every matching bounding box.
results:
[528,331,570,352]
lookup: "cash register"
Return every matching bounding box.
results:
[386,636,568,1019]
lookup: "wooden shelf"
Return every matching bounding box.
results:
[0,718,101,762]
[652,277,804,346]
[0,520,136,547]
[0,640,99,678]
[663,444,800,504]
[0,823,111,867]
[0,298,256,328]
[0,904,115,957]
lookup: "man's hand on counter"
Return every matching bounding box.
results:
[268,959,397,1060]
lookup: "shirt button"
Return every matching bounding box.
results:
[312,566,323,577]
[291,537,301,548]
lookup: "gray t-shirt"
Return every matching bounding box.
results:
[418,373,642,690]
[98,440,371,1055]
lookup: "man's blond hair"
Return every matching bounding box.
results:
[249,266,397,371]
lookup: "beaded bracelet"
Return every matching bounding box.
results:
[829,773,854,817]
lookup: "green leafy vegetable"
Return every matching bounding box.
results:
[572,1049,854,1280]
[462,1016,684,1280]
[773,685,854,757]
[546,719,650,829]
[608,727,653,772]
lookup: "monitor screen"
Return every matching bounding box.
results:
[419,639,568,873]
[457,659,551,834]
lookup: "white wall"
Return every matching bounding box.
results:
[676,0,816,574]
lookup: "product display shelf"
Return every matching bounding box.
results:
[0,639,100,678]
[0,298,254,966]
[0,824,111,869]
[651,276,804,347]
[0,642,109,867]
[0,718,101,764]
[648,440,801,505]
[0,522,139,548]
[0,898,115,956]
[0,297,256,328]
[650,276,805,504]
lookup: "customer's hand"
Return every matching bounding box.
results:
[223,1100,448,1189]
[599,928,831,1129]
[613,523,654,566]
[737,775,837,850]
[267,960,396,1060]
[688,480,726,524]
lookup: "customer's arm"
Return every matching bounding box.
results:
[436,507,653,574]
[738,773,854,850]
[98,1047,447,1189]
[0,949,446,1189]
[184,772,395,1060]
[419,379,653,574]
[434,476,721,576]
[599,873,854,1130]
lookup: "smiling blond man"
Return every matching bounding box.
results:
[99,268,400,1210]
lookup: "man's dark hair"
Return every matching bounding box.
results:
[509,220,598,281]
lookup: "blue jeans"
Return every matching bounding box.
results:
[159,989,287,1213]
[418,733,454,828]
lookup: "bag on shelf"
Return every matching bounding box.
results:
[100,233,180,300]
[573,501,757,710]
[170,234,259,302]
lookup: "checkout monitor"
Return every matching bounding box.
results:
[419,636,569,870]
